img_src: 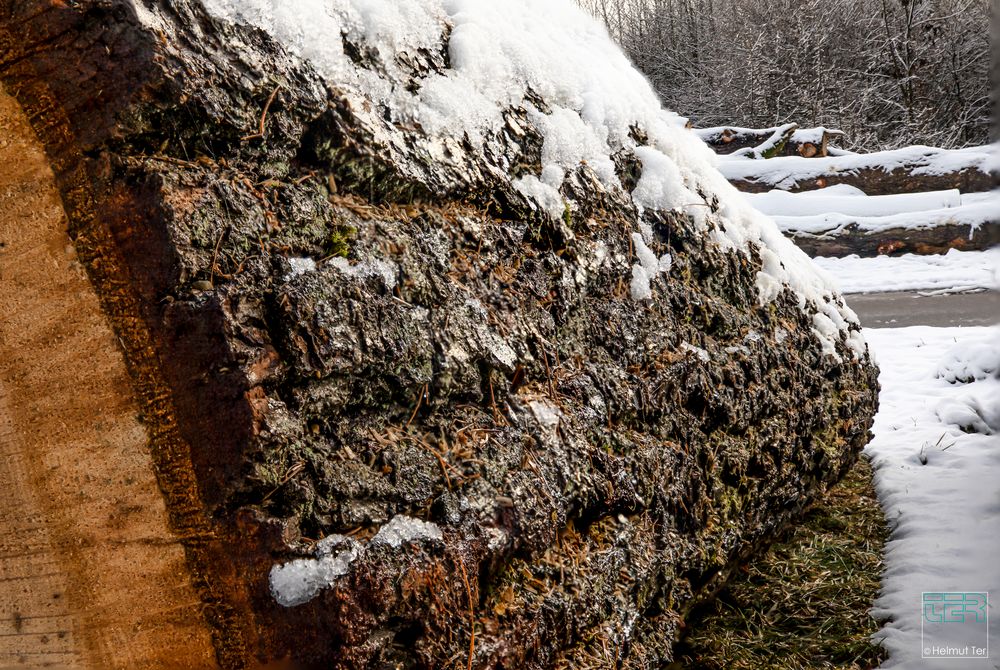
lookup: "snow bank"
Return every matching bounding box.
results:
[813,248,999,294]
[201,0,861,357]
[936,330,1000,384]
[865,327,1000,668]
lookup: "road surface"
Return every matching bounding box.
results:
[847,289,998,328]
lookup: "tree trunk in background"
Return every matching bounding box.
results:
[785,221,1000,257]
[0,2,879,667]
[727,163,996,195]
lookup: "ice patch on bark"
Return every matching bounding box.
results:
[681,341,710,362]
[285,257,317,280]
[327,256,397,289]
[269,536,362,607]
[371,515,444,548]
[269,516,443,607]
[513,174,565,218]
[629,232,672,301]
[528,399,563,431]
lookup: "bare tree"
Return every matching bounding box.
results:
[580,0,990,149]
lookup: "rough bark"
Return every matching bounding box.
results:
[0,2,879,668]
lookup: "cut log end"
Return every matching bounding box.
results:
[0,86,220,670]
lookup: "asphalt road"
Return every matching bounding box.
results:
[847,289,999,328]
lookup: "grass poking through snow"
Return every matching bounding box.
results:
[676,457,887,669]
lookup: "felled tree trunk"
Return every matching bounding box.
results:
[785,220,1000,257]
[730,167,995,195]
[722,149,996,195]
[0,2,879,668]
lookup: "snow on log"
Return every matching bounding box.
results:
[746,186,964,217]
[780,213,999,257]
[0,0,879,667]
[722,144,997,194]
[729,122,798,159]
[695,124,846,157]
[772,198,997,236]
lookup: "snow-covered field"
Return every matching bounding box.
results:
[865,326,1000,668]
[815,248,1000,295]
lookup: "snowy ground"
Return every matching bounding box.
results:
[864,326,999,668]
[815,248,1000,295]
[819,239,999,667]
[706,124,1000,667]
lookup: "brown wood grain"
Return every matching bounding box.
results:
[0,85,218,669]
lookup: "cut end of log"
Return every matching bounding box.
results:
[0,85,220,669]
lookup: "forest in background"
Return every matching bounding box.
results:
[579,0,992,150]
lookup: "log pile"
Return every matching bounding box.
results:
[721,151,995,196]
[696,125,998,257]
[775,208,999,257]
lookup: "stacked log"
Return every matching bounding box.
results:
[721,149,995,196]
[781,215,999,257]
[694,124,846,158]
[696,125,998,256]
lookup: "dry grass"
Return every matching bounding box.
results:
[675,458,887,669]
